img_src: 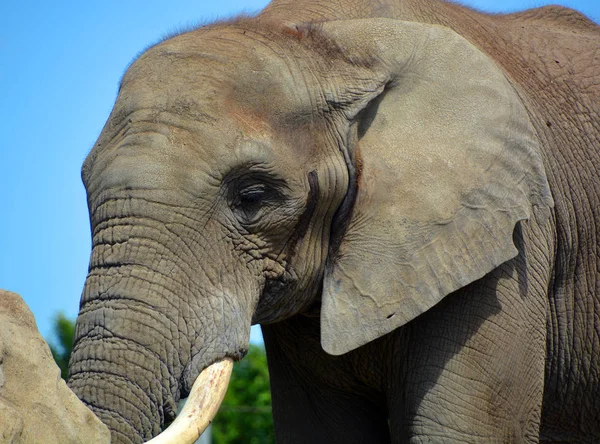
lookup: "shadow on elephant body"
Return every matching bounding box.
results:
[262,225,554,442]
[263,269,507,440]
[396,227,548,440]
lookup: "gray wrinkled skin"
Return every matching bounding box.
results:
[67,0,600,443]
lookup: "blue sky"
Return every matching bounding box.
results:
[1,0,598,347]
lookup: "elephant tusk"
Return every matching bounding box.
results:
[145,358,233,444]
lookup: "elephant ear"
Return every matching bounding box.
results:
[317,19,554,355]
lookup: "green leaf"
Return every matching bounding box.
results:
[47,312,75,380]
[212,344,274,444]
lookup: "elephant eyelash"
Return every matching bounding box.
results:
[222,166,292,227]
[230,182,283,224]
[225,167,288,203]
[238,184,269,205]
[234,184,268,209]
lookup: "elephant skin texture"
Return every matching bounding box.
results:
[0,290,110,444]
[68,0,600,443]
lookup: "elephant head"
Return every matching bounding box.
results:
[68,17,552,443]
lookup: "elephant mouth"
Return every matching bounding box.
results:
[146,358,233,444]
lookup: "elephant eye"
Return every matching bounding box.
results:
[226,170,289,225]
[239,185,266,206]
[233,184,270,221]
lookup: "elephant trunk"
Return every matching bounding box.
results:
[68,300,180,444]
[67,198,254,442]
[67,228,189,444]
[69,273,244,444]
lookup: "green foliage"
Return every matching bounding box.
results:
[212,344,274,444]
[48,312,75,380]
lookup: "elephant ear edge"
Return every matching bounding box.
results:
[316,19,554,355]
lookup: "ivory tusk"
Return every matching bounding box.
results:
[146,358,233,444]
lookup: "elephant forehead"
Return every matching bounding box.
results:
[85,26,325,198]
[88,128,199,193]
[120,26,314,122]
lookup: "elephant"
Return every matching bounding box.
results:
[67,0,600,442]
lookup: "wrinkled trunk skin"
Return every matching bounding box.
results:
[68,194,253,443]
[68,335,169,444]
[68,274,182,444]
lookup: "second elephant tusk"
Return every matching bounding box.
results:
[146,358,233,444]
